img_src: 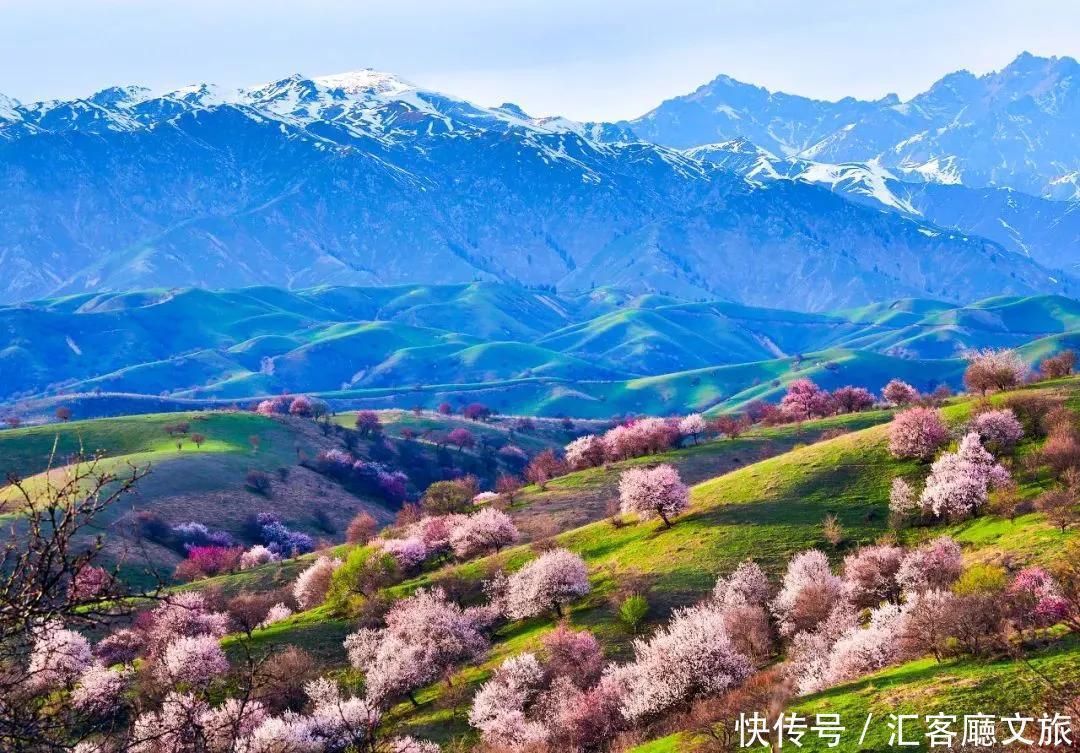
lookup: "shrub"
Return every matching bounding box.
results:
[245,470,272,496]
[618,594,649,634]
[524,449,566,489]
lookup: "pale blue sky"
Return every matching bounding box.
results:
[2,0,1079,120]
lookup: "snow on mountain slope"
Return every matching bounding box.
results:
[0,67,1073,311]
[629,52,1080,201]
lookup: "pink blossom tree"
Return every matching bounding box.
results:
[713,560,771,610]
[379,537,428,571]
[345,588,488,706]
[564,435,606,470]
[293,556,344,610]
[889,477,918,523]
[541,624,604,689]
[239,544,280,570]
[607,603,753,722]
[896,536,964,594]
[27,622,93,690]
[842,544,905,608]
[468,652,550,749]
[882,379,918,407]
[919,432,1011,519]
[447,428,475,452]
[831,386,875,414]
[807,603,911,692]
[505,549,591,619]
[771,549,843,637]
[71,664,128,717]
[1008,566,1069,630]
[678,413,708,444]
[888,407,949,460]
[449,507,519,559]
[618,464,689,527]
[156,635,229,687]
[779,379,835,421]
[970,408,1024,451]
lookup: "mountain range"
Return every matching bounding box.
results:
[0,54,1077,310]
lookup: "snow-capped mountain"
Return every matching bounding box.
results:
[0,67,1072,310]
[628,52,1080,201]
[687,139,1080,273]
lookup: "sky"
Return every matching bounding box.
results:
[2,0,1079,121]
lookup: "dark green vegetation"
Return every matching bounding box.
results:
[5,285,1080,420]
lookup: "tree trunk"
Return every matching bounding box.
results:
[658,508,672,528]
[408,691,420,708]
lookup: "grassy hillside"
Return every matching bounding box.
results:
[5,287,1080,420]
[211,380,1080,749]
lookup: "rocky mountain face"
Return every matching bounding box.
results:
[628,52,1080,200]
[0,63,1073,310]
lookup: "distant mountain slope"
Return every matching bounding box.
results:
[4,285,1080,416]
[0,68,1070,310]
[627,52,1080,201]
[689,140,1080,274]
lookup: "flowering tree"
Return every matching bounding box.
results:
[881,379,918,407]
[71,664,128,717]
[771,549,843,637]
[713,560,771,610]
[806,603,911,692]
[239,545,280,570]
[842,544,905,608]
[156,635,229,687]
[346,512,379,545]
[379,537,428,571]
[449,507,519,559]
[564,435,606,471]
[970,409,1024,451]
[779,379,835,421]
[505,549,591,619]
[618,465,689,527]
[293,556,344,610]
[469,652,551,749]
[889,477,918,525]
[542,624,605,689]
[355,410,382,436]
[919,432,1011,519]
[888,407,949,460]
[896,536,964,594]
[831,386,875,413]
[678,413,708,444]
[524,449,566,489]
[447,428,475,452]
[608,603,753,722]
[288,395,314,417]
[1008,566,1070,630]
[963,348,1028,394]
[1040,350,1076,379]
[602,418,680,461]
[144,592,230,655]
[26,623,94,690]
[345,588,488,706]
